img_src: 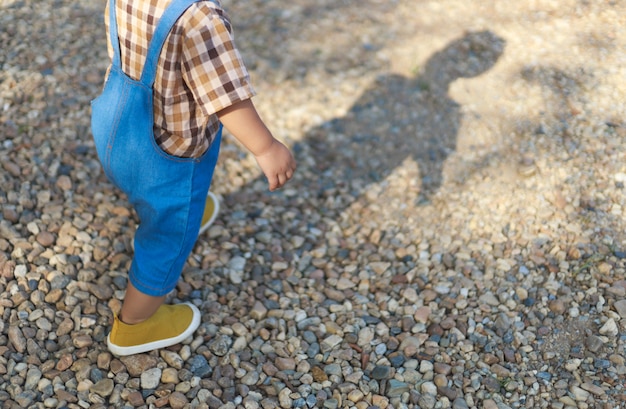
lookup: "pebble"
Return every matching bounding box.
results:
[614,300,626,318]
[161,367,179,383]
[599,319,619,337]
[358,327,375,346]
[371,365,391,380]
[169,391,189,409]
[571,386,591,401]
[89,379,114,397]
[321,335,343,352]
[35,231,55,247]
[387,379,410,397]
[418,393,437,409]
[160,350,185,369]
[581,382,606,397]
[141,368,162,389]
[208,335,232,357]
[8,326,27,353]
[421,382,438,395]
[279,388,293,408]
[452,398,470,409]
[241,370,260,385]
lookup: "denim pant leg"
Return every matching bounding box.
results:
[128,131,221,297]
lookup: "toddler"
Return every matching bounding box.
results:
[91,0,296,356]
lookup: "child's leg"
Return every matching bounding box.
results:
[107,130,222,356]
[119,282,166,324]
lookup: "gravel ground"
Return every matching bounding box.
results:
[1,0,626,408]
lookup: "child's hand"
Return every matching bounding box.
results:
[217,99,296,190]
[254,139,296,191]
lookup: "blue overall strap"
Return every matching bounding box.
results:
[140,0,208,87]
[108,0,122,69]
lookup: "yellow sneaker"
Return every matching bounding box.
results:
[107,303,200,356]
[199,191,220,236]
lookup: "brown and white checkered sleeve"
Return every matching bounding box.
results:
[180,3,255,119]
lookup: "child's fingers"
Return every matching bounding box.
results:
[265,158,296,191]
[267,175,278,191]
[278,173,288,188]
[269,172,290,191]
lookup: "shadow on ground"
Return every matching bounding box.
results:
[224,30,506,213]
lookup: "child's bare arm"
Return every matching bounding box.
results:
[217,99,296,191]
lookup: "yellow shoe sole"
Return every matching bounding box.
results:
[199,191,220,235]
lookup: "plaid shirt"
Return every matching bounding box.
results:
[104,0,255,157]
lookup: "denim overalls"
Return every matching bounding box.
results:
[91,0,220,297]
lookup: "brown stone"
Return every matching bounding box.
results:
[311,366,328,382]
[169,392,189,409]
[56,354,74,371]
[56,389,78,403]
[127,391,145,407]
[36,231,56,247]
[120,355,158,377]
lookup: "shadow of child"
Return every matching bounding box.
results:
[297,30,506,205]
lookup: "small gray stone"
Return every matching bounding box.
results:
[250,301,268,321]
[141,368,162,390]
[613,300,626,318]
[452,397,470,409]
[371,365,391,380]
[599,318,618,337]
[24,368,42,391]
[421,381,437,395]
[386,379,410,397]
[208,335,233,357]
[321,335,343,352]
[479,292,500,307]
[8,326,27,353]
[586,335,604,353]
[571,385,590,401]
[190,355,213,378]
[241,370,260,386]
[90,379,114,397]
[14,391,36,407]
[418,393,437,409]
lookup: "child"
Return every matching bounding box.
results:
[91,0,296,356]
